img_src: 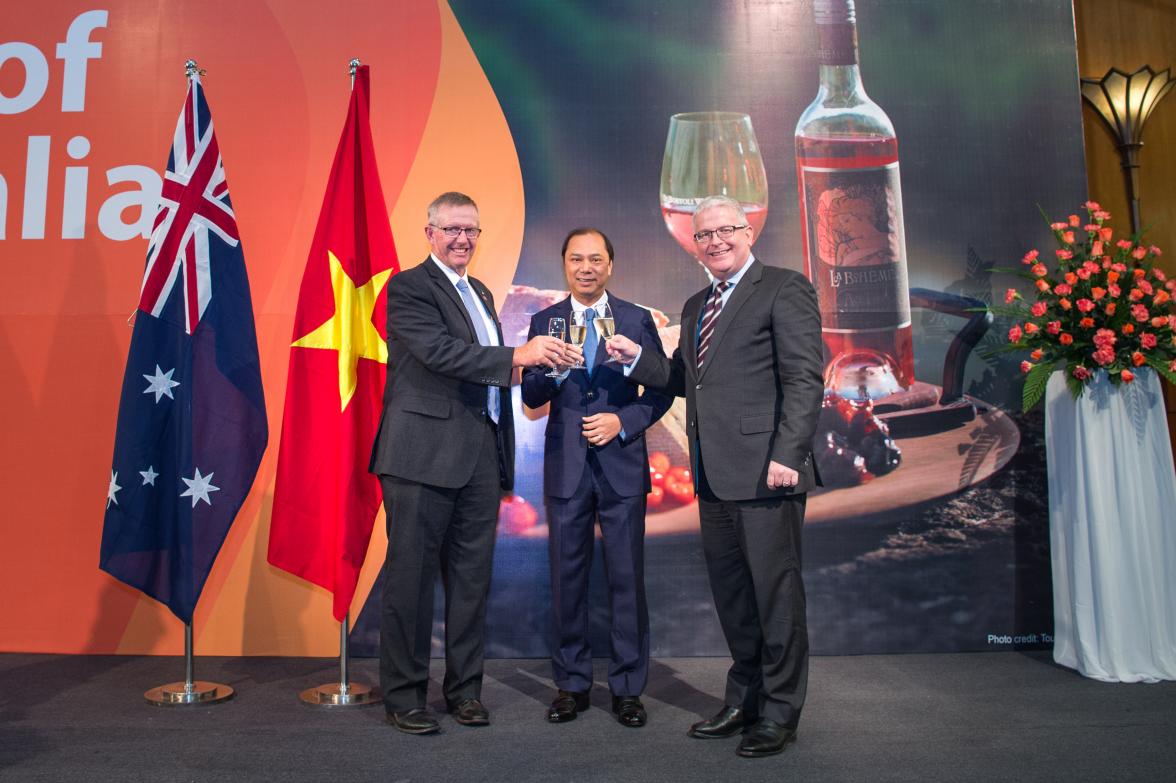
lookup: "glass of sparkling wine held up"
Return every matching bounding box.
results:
[660,112,769,262]
[568,310,588,368]
[794,0,914,397]
[546,316,566,378]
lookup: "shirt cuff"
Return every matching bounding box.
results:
[621,347,642,377]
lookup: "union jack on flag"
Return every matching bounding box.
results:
[100,73,267,623]
[139,75,240,335]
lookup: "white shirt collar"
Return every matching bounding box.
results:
[569,291,609,315]
[430,253,466,287]
[718,253,755,289]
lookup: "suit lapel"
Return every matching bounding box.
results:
[682,288,708,375]
[424,258,478,341]
[697,260,761,382]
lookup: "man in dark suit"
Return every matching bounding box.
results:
[606,195,823,757]
[521,228,672,728]
[369,191,565,735]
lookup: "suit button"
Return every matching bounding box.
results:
[695,384,702,390]
[587,391,595,399]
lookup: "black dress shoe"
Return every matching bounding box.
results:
[687,705,755,739]
[449,698,490,726]
[736,719,796,757]
[547,690,591,723]
[386,707,440,735]
[611,696,647,727]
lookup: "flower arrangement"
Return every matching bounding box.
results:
[996,201,1176,411]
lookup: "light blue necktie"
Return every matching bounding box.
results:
[455,278,500,423]
[583,308,598,377]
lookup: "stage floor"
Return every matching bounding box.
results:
[1,652,1173,782]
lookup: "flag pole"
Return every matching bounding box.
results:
[142,59,235,708]
[299,612,380,706]
[144,621,235,706]
[296,57,381,710]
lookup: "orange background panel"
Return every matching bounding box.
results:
[0,0,524,654]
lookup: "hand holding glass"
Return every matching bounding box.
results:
[568,311,588,369]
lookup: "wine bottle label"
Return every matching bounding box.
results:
[798,162,911,332]
[816,23,858,66]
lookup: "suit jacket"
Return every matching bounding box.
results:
[521,294,673,499]
[629,259,824,500]
[369,258,516,491]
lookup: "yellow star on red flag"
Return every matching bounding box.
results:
[292,250,392,411]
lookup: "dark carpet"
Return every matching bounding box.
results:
[1,652,1173,782]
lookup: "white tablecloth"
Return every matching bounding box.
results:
[1045,369,1176,682]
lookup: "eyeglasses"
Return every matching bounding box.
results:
[692,225,748,243]
[430,225,483,238]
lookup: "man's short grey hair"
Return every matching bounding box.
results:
[693,195,747,225]
[427,191,478,222]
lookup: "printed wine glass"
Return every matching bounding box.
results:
[660,112,769,264]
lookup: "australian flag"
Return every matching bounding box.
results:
[100,74,267,624]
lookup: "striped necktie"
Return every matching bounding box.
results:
[696,281,730,370]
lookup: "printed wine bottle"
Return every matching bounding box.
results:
[795,0,914,398]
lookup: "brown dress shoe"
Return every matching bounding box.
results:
[547,690,591,723]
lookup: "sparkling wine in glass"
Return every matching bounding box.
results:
[660,112,769,262]
[546,317,566,378]
[595,303,615,340]
[568,310,588,369]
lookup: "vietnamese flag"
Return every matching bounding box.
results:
[268,66,398,621]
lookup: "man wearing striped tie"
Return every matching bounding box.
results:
[605,195,824,758]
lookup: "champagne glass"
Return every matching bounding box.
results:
[568,310,588,369]
[546,317,566,378]
[660,112,769,262]
[595,303,615,340]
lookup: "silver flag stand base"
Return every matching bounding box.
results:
[300,610,380,707]
[145,620,234,706]
[146,680,234,706]
[300,681,379,706]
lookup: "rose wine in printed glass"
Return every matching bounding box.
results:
[660,112,769,261]
[795,0,915,396]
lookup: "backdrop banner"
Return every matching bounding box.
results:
[0,0,1085,657]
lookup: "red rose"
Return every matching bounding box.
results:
[1072,365,1092,381]
[1054,283,1072,296]
[1046,321,1062,335]
[1059,333,1073,345]
[1031,301,1048,317]
[1141,333,1157,350]
[1008,324,1023,343]
[1020,361,1033,373]
[1076,298,1095,313]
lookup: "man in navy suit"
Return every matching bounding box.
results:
[522,228,672,728]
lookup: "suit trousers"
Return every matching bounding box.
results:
[546,451,649,697]
[697,456,808,728]
[378,418,501,713]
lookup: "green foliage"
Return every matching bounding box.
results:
[1021,361,1054,411]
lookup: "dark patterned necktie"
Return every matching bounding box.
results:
[696,281,730,370]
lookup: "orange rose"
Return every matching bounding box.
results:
[1031,348,1044,360]
[1132,351,1146,366]
[1122,323,1135,335]
[1080,317,1095,328]
[1121,369,1135,383]
[1059,333,1074,345]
